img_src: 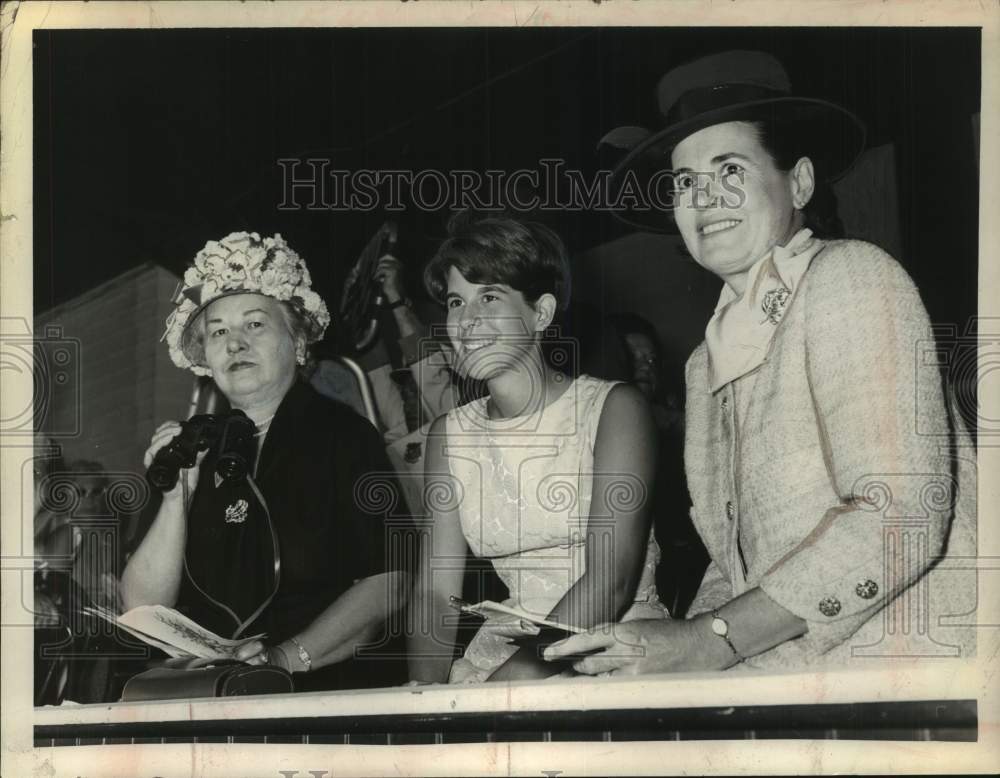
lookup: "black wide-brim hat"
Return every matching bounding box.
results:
[602,50,867,234]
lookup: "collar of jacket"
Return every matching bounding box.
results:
[254,378,316,480]
[705,228,825,392]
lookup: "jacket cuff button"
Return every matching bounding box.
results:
[819,596,841,617]
[855,579,879,599]
[725,501,735,520]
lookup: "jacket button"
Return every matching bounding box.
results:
[725,501,735,520]
[721,395,729,410]
[818,596,841,617]
[855,579,879,599]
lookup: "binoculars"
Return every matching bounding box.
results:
[146,410,257,492]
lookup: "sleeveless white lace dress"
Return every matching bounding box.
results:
[444,374,670,683]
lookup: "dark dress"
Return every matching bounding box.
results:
[177,380,410,691]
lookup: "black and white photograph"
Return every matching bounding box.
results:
[2,1,997,776]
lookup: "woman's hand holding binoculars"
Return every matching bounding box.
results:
[144,421,207,500]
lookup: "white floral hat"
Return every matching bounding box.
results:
[163,231,330,375]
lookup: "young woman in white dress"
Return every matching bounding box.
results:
[407,213,670,684]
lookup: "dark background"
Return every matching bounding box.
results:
[34,26,980,335]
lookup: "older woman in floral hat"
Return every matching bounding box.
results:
[121,232,409,691]
[546,51,976,673]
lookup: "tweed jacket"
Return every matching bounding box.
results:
[684,239,976,669]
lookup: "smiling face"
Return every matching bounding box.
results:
[444,266,550,382]
[671,121,805,291]
[200,293,301,408]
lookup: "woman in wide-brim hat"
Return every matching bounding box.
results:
[545,50,976,673]
[121,231,410,691]
[599,49,865,237]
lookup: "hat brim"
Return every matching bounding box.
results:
[606,97,866,234]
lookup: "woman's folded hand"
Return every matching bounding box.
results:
[542,618,727,676]
[234,640,270,666]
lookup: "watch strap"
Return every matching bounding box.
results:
[710,610,744,663]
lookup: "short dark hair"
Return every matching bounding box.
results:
[750,120,845,239]
[423,211,571,310]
